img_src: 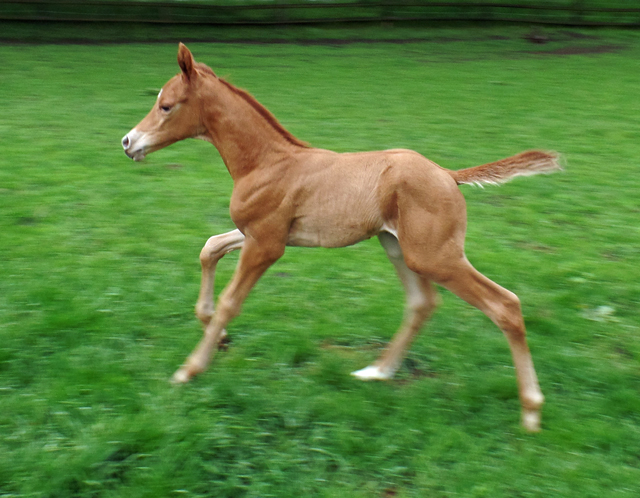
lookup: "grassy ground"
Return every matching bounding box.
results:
[1,25,639,497]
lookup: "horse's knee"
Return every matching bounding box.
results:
[199,242,213,267]
[495,291,525,337]
[200,237,222,266]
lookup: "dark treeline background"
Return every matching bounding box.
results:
[1,1,640,27]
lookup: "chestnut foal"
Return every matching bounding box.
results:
[122,44,560,431]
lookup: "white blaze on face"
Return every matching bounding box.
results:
[158,88,163,100]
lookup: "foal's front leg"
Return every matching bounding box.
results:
[195,229,245,328]
[172,234,284,384]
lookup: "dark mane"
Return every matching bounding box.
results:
[196,62,309,149]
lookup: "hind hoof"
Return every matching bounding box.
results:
[351,365,393,381]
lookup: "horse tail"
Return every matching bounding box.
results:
[448,150,562,187]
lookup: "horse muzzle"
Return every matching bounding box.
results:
[121,130,147,161]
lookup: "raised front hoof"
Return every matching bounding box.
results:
[521,408,542,433]
[351,365,393,381]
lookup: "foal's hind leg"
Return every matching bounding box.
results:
[194,229,245,339]
[415,256,544,432]
[352,231,439,380]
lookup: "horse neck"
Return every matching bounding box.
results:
[199,78,304,180]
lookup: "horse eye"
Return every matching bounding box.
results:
[160,105,172,113]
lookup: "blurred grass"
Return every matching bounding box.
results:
[1,24,639,497]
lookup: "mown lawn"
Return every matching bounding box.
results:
[1,25,639,497]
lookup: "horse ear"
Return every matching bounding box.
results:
[177,43,196,81]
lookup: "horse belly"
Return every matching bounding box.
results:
[287,206,382,248]
[286,158,390,248]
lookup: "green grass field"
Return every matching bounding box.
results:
[1,25,639,497]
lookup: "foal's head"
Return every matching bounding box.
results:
[122,43,208,161]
